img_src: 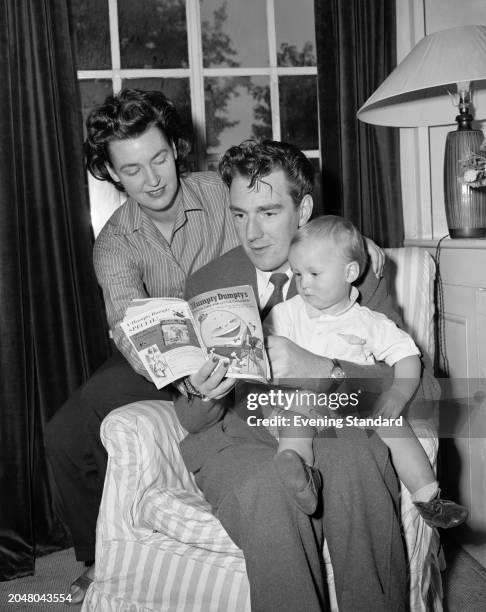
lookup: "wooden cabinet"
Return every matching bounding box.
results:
[411,241,486,567]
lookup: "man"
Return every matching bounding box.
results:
[174,140,408,611]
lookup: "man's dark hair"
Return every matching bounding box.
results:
[84,89,191,191]
[218,139,314,206]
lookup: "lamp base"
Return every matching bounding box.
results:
[449,227,486,239]
[444,128,486,239]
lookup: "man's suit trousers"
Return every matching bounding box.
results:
[181,412,407,612]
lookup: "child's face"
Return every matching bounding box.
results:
[289,238,353,313]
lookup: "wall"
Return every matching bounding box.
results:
[397,0,486,567]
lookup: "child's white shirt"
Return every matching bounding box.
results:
[264,289,419,366]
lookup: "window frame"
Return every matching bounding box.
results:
[76,0,320,170]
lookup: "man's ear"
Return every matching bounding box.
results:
[345,261,360,283]
[105,163,120,183]
[298,194,313,227]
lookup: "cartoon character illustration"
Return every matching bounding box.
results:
[145,345,169,379]
[200,310,249,347]
[199,310,264,376]
[161,321,190,345]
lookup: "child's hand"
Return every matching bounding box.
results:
[374,389,408,419]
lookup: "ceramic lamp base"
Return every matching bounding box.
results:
[444,128,486,239]
[449,227,486,238]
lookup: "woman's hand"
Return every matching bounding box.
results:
[364,236,385,278]
[189,356,236,400]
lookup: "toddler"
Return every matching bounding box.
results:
[265,215,468,529]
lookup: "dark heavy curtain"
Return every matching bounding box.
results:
[315,0,403,247]
[0,0,111,579]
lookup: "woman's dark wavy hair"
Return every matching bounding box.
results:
[84,89,191,191]
[218,139,314,207]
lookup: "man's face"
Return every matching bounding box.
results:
[229,170,312,272]
[106,125,179,218]
[289,239,352,313]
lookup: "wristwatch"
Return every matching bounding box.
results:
[329,359,346,392]
[330,359,346,381]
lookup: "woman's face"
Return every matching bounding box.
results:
[106,125,180,219]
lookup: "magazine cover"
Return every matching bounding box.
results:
[188,285,269,381]
[120,286,269,388]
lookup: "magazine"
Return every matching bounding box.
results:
[120,285,269,389]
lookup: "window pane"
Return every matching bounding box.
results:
[201,0,268,68]
[118,0,188,69]
[275,0,316,67]
[70,0,111,69]
[279,76,318,150]
[121,78,193,135]
[78,80,113,138]
[205,76,272,155]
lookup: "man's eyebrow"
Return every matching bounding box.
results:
[229,203,283,212]
[119,148,169,170]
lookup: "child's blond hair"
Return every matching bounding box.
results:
[291,215,368,277]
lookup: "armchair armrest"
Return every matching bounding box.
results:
[99,400,198,540]
[99,399,241,554]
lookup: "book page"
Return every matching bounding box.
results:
[120,298,207,389]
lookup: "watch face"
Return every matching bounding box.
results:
[331,364,346,380]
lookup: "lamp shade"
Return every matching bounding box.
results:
[357,25,486,127]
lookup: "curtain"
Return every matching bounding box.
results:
[314,0,403,247]
[0,0,111,580]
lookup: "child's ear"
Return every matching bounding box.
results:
[345,261,360,283]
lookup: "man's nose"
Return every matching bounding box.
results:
[246,216,263,242]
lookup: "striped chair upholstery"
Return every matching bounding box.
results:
[83,247,442,612]
[83,400,251,612]
[384,247,436,362]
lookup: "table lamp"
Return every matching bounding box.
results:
[357,25,486,238]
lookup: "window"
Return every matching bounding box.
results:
[71,0,320,233]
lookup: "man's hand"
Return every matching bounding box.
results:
[374,389,408,419]
[189,356,236,400]
[266,335,333,381]
[364,236,385,278]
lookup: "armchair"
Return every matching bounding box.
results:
[83,247,443,612]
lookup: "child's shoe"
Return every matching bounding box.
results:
[274,449,322,515]
[414,495,468,529]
